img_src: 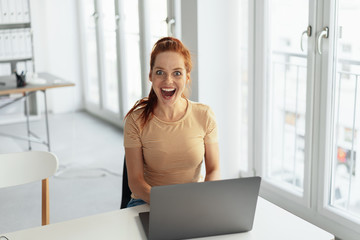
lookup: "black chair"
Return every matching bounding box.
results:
[120,157,132,209]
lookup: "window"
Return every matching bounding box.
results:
[255,0,360,239]
[79,0,177,124]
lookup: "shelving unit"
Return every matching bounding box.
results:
[0,0,38,124]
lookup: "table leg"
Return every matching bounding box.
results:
[43,90,51,152]
[24,92,32,150]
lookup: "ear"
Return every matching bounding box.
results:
[186,73,191,84]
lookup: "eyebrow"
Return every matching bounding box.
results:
[153,67,185,71]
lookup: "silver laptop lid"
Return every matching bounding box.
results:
[149,177,261,240]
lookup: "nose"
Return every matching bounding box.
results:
[163,73,173,83]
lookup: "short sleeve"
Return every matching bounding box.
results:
[204,107,218,144]
[124,113,142,148]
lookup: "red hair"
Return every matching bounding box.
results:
[125,37,192,128]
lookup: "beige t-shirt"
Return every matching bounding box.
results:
[124,100,218,189]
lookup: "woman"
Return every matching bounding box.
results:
[124,37,220,207]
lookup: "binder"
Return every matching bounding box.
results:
[22,0,30,23]
[9,29,17,58]
[3,30,11,59]
[0,63,5,76]
[0,0,9,24]
[17,29,25,58]
[24,28,31,58]
[0,30,4,60]
[16,60,26,74]
[15,0,22,23]
[14,0,27,23]
[18,28,26,58]
[0,0,3,24]
[0,63,11,76]
[26,60,33,73]
[0,63,4,76]
[8,0,17,23]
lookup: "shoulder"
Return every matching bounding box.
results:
[188,101,217,125]
[125,107,144,128]
[189,101,215,116]
[128,107,144,119]
[190,101,212,112]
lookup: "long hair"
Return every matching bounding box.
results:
[124,37,192,128]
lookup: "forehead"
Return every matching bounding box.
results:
[153,51,186,69]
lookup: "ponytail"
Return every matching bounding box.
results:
[124,88,157,128]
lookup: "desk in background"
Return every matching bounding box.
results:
[0,72,75,151]
[2,197,334,240]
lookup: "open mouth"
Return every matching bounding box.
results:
[161,88,176,98]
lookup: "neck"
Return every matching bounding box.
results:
[155,98,188,122]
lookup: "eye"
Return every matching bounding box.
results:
[155,70,164,75]
[174,71,182,76]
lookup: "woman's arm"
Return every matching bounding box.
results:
[125,147,152,203]
[204,143,221,181]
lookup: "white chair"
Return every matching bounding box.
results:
[0,151,59,226]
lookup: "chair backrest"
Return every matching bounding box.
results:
[0,151,58,226]
[0,151,58,188]
[120,156,132,209]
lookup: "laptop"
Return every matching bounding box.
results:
[139,176,261,240]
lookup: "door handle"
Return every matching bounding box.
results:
[317,27,329,55]
[300,25,312,52]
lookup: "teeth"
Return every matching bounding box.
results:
[161,88,175,92]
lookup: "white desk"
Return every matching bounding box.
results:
[2,197,334,240]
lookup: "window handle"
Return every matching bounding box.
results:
[92,11,99,20]
[317,27,329,55]
[166,17,175,37]
[300,25,312,52]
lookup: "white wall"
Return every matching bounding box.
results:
[30,0,83,114]
[197,0,244,178]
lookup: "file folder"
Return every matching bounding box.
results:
[8,0,17,23]
[0,0,9,24]
[0,31,5,60]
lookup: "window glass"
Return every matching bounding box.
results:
[266,0,309,193]
[82,0,99,105]
[102,0,119,113]
[330,0,360,217]
[123,0,142,113]
[149,0,168,46]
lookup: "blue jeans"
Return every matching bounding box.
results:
[127,198,147,208]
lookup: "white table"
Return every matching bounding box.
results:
[2,197,334,240]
